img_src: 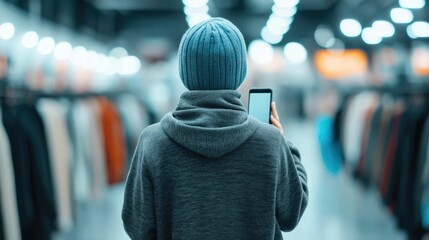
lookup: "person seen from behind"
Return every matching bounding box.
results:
[122,17,308,240]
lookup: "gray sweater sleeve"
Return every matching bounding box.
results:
[276,138,308,232]
[122,137,156,240]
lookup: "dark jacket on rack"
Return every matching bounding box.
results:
[2,104,57,240]
[122,90,308,240]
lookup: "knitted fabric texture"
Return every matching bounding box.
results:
[178,18,247,90]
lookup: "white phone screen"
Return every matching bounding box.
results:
[248,92,271,123]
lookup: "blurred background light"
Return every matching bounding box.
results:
[326,38,345,50]
[261,26,283,44]
[372,20,395,38]
[54,42,73,60]
[71,46,87,65]
[37,37,55,55]
[85,50,99,70]
[109,47,128,58]
[361,27,382,44]
[182,0,209,8]
[187,13,211,27]
[0,22,16,40]
[103,57,119,76]
[248,40,274,65]
[184,5,209,16]
[21,31,39,48]
[340,19,362,37]
[274,0,300,8]
[272,5,297,18]
[118,56,142,75]
[314,25,335,48]
[284,42,307,64]
[409,21,429,38]
[390,8,413,24]
[399,0,425,9]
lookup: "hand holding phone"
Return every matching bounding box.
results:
[248,88,284,134]
[248,88,272,124]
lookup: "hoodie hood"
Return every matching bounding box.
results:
[161,90,259,158]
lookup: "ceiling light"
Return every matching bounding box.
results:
[37,37,55,55]
[71,46,87,65]
[399,0,425,9]
[95,54,108,73]
[103,57,119,76]
[109,47,128,58]
[314,25,335,48]
[372,20,395,37]
[267,15,292,35]
[84,50,99,70]
[118,56,142,75]
[361,27,382,45]
[272,5,297,18]
[284,42,307,64]
[0,23,15,40]
[248,40,274,65]
[261,27,283,44]
[409,21,429,38]
[184,5,209,16]
[182,0,209,8]
[54,42,73,60]
[407,25,418,39]
[390,8,413,24]
[21,31,39,48]
[340,19,362,37]
[187,13,211,27]
[274,0,300,8]
[325,38,345,50]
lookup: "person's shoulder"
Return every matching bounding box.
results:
[249,117,284,144]
[139,122,166,142]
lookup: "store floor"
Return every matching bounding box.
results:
[54,120,406,240]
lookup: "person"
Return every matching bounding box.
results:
[122,17,308,240]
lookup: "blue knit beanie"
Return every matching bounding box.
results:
[178,18,247,90]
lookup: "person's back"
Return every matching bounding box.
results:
[122,18,308,240]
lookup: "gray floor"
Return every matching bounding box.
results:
[55,120,406,240]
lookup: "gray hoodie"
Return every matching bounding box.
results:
[122,90,308,240]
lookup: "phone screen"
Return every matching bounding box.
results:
[248,90,272,124]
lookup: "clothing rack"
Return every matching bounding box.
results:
[0,84,129,102]
[330,83,429,97]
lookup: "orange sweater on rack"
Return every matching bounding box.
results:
[98,97,126,185]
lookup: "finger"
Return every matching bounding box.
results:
[271,115,284,134]
[271,102,280,122]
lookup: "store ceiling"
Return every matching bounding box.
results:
[4,0,429,53]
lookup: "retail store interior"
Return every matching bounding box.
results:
[0,0,429,239]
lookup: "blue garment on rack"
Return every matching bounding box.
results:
[316,115,342,174]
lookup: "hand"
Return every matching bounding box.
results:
[270,102,284,135]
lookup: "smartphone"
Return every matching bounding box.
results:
[248,88,272,124]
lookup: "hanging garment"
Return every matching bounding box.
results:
[371,96,394,186]
[85,99,108,199]
[343,92,379,169]
[98,97,127,185]
[316,115,343,174]
[362,102,383,186]
[380,101,405,202]
[416,112,429,231]
[2,104,57,240]
[0,107,21,240]
[383,102,411,211]
[37,99,73,231]
[396,100,428,235]
[356,98,379,181]
[332,96,348,166]
[69,101,92,205]
[116,94,150,170]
